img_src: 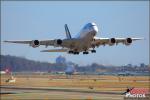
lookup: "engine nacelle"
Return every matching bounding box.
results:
[56,39,62,45]
[30,40,40,48]
[109,38,116,46]
[125,38,132,45]
[53,39,63,46]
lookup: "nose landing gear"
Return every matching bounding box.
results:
[68,50,79,55]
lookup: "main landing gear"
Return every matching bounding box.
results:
[83,51,89,54]
[73,52,79,55]
[91,49,96,53]
[68,50,96,55]
[68,51,74,54]
[68,51,79,55]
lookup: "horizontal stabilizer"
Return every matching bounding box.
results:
[4,40,30,44]
[41,49,68,52]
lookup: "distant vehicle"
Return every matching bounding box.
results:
[5,76,16,83]
[0,68,11,74]
[117,72,134,76]
[0,71,6,74]
[4,22,143,55]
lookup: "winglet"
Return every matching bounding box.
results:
[64,24,72,39]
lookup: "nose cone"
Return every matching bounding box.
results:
[91,22,96,26]
[93,25,98,33]
[89,22,98,32]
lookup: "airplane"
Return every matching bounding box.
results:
[65,65,75,79]
[4,22,143,55]
[65,65,75,75]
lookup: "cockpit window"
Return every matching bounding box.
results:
[83,23,96,29]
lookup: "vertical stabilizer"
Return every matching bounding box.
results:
[64,24,72,39]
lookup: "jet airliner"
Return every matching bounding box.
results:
[4,22,143,55]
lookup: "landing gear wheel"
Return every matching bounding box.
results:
[73,52,79,55]
[68,51,73,54]
[83,51,89,54]
[91,50,96,53]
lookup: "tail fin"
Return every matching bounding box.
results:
[64,24,72,39]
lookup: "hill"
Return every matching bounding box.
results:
[0,55,66,72]
[0,55,149,75]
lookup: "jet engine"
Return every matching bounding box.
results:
[56,39,63,45]
[30,40,40,48]
[109,38,116,46]
[125,38,132,45]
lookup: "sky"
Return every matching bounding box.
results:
[1,1,149,66]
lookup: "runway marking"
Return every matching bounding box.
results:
[0,85,122,95]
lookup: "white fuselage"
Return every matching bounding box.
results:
[72,22,98,51]
[78,22,98,39]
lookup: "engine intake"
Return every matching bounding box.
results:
[125,38,132,45]
[109,38,116,46]
[57,39,62,45]
[31,40,40,48]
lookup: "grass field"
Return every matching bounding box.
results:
[0,74,149,100]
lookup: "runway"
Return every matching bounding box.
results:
[1,85,125,100]
[0,85,123,95]
[1,74,149,100]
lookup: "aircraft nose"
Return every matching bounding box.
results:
[91,22,96,26]
[93,26,98,33]
[90,22,98,33]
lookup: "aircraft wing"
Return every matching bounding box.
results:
[93,37,144,46]
[4,40,31,44]
[4,39,80,48]
[41,49,68,52]
[4,40,55,45]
